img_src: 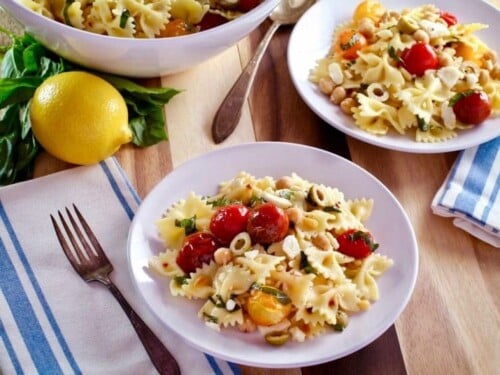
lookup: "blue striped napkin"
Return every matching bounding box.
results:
[0,158,240,375]
[431,137,500,248]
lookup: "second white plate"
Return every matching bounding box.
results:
[288,0,500,153]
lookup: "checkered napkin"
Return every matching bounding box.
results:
[431,137,500,248]
[0,158,240,374]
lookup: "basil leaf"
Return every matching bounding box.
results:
[417,116,429,132]
[0,77,41,108]
[448,89,474,107]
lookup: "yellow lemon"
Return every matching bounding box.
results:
[30,71,132,165]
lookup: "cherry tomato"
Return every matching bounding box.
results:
[157,19,192,37]
[440,11,458,27]
[352,0,385,24]
[247,202,289,245]
[176,232,220,274]
[246,288,292,326]
[400,43,439,76]
[335,29,368,60]
[452,91,492,125]
[237,0,262,13]
[209,203,250,245]
[336,229,379,259]
[197,13,228,31]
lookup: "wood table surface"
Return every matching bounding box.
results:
[34,15,499,375]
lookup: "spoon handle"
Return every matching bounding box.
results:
[212,21,282,144]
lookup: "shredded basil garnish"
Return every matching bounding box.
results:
[174,275,189,286]
[348,231,379,252]
[340,31,360,51]
[417,116,429,132]
[119,9,130,29]
[175,215,196,235]
[203,313,218,324]
[388,45,401,62]
[251,283,292,305]
[449,89,475,107]
[300,251,317,274]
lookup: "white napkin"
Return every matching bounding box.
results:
[431,137,500,248]
[0,158,240,375]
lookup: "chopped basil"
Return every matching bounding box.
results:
[119,9,130,29]
[349,231,379,252]
[299,251,317,274]
[63,0,76,25]
[202,313,218,324]
[340,31,360,51]
[174,275,189,286]
[277,189,293,200]
[209,294,226,308]
[448,89,475,107]
[332,322,346,332]
[249,195,264,207]
[251,283,291,305]
[207,196,232,207]
[417,116,429,132]
[175,215,196,235]
[388,45,401,62]
[324,205,342,213]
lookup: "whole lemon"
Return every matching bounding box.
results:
[30,71,132,165]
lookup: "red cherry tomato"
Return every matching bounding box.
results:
[400,43,439,76]
[336,229,379,259]
[440,11,458,27]
[197,13,228,31]
[209,203,250,245]
[238,0,263,13]
[176,232,220,274]
[247,203,289,245]
[452,91,492,125]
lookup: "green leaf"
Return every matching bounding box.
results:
[448,89,475,107]
[417,116,429,132]
[0,77,43,108]
[174,215,197,235]
[129,106,168,146]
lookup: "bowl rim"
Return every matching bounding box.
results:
[1,0,280,43]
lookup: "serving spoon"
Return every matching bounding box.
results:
[211,0,316,143]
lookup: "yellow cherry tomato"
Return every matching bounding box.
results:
[246,289,292,326]
[454,41,483,67]
[335,29,368,60]
[353,0,385,24]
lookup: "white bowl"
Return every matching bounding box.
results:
[0,0,279,77]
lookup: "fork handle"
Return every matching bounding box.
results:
[106,282,181,375]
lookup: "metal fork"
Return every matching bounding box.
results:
[51,204,180,375]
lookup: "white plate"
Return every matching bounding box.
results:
[288,0,500,153]
[127,142,418,368]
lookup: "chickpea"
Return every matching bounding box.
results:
[479,69,490,85]
[413,29,429,44]
[330,86,347,105]
[312,233,331,251]
[276,175,294,189]
[318,77,335,95]
[484,49,498,64]
[491,64,500,79]
[340,97,356,115]
[438,54,453,67]
[358,17,375,39]
[213,247,232,265]
[285,207,302,224]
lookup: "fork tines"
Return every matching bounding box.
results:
[50,204,110,267]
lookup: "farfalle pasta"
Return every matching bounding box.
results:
[310,1,500,142]
[20,0,262,38]
[149,172,393,345]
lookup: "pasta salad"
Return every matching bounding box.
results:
[20,0,263,38]
[149,171,393,346]
[310,0,500,143]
